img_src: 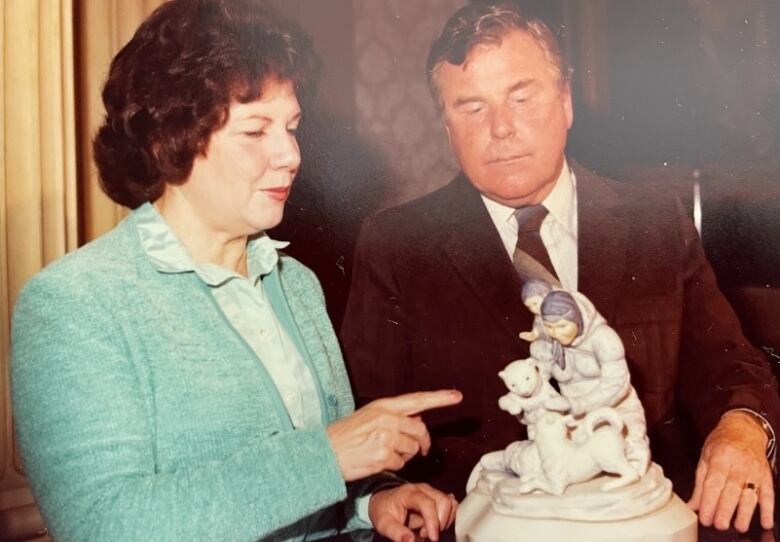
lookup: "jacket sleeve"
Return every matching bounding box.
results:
[674,198,780,467]
[11,273,349,542]
[340,218,488,498]
[341,217,413,406]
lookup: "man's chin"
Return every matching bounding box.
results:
[490,178,557,207]
[483,190,547,208]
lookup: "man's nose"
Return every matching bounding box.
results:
[489,106,516,139]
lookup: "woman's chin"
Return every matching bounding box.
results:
[245,212,284,235]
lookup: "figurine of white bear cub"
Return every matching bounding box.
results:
[497,358,568,439]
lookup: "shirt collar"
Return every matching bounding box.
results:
[543,159,577,237]
[481,159,577,236]
[133,202,289,286]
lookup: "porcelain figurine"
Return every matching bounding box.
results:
[470,285,653,498]
[516,407,640,495]
[534,289,650,474]
[517,279,552,343]
[497,357,568,439]
[458,286,695,539]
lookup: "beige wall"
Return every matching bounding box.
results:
[353,0,462,205]
[277,0,466,206]
[270,0,357,125]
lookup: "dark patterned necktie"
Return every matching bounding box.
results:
[512,205,561,287]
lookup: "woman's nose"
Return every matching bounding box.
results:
[270,131,301,170]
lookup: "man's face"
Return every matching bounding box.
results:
[436,30,573,207]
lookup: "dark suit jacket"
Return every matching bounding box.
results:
[341,163,780,498]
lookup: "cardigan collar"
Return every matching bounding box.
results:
[133,202,288,287]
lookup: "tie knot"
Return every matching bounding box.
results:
[514,205,548,234]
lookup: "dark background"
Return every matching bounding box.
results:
[268,0,780,379]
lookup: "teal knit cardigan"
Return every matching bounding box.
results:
[11,211,378,541]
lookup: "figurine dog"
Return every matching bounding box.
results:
[518,407,640,495]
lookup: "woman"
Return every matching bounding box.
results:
[10,1,458,540]
[538,290,650,474]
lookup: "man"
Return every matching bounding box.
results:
[341,1,780,533]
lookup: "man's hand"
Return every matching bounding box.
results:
[369,483,458,542]
[688,411,774,532]
[327,390,462,481]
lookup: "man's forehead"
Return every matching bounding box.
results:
[437,34,562,104]
[442,32,546,79]
[459,29,539,65]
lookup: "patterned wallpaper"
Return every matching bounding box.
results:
[353,0,464,205]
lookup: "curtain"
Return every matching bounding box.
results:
[0,0,162,537]
[78,0,164,240]
[1,0,78,494]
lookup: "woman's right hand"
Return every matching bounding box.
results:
[326,390,462,481]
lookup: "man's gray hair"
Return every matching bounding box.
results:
[426,1,571,110]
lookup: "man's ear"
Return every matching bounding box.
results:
[561,81,574,130]
[444,119,453,147]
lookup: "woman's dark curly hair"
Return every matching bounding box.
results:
[93,0,319,208]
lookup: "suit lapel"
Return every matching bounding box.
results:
[441,175,533,336]
[574,162,630,317]
[436,165,629,334]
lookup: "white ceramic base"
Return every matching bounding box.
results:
[474,463,672,521]
[456,491,697,542]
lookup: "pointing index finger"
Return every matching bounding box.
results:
[380,390,463,416]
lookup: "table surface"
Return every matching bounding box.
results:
[333,508,779,542]
[335,526,777,542]
[334,464,779,542]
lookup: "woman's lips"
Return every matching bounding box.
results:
[263,186,291,201]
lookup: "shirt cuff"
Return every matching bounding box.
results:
[726,408,776,468]
[356,493,373,525]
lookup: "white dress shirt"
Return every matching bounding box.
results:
[482,160,578,290]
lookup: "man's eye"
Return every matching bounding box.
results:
[458,102,484,115]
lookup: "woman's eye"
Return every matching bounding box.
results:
[244,130,266,138]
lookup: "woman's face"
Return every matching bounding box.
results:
[181,79,302,236]
[543,318,579,346]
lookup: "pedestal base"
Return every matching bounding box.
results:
[456,491,698,542]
